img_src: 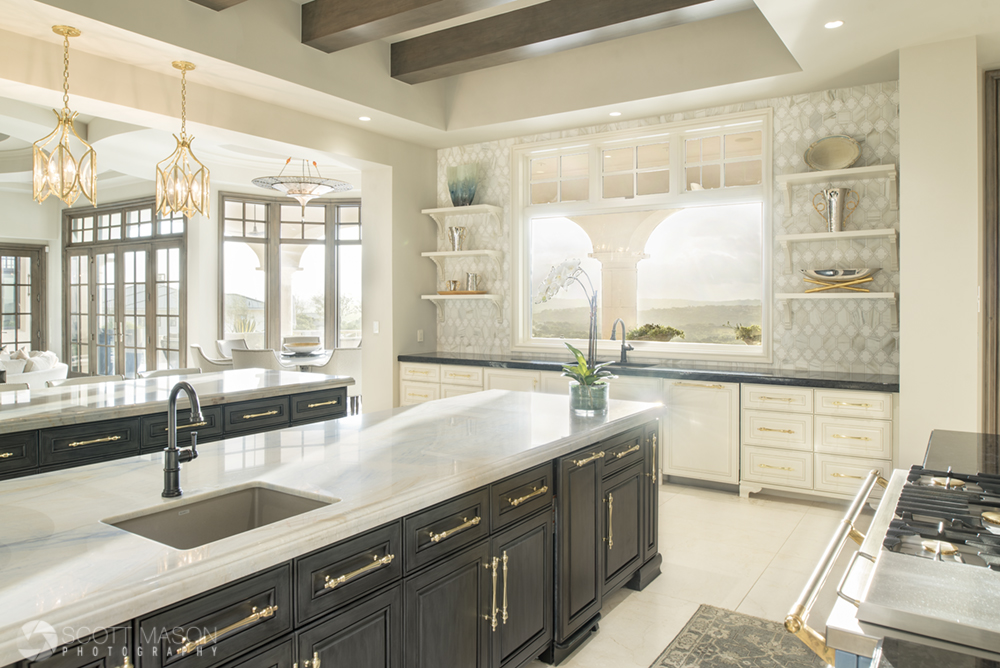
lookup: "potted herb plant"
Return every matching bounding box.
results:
[729,322,762,345]
[561,342,615,414]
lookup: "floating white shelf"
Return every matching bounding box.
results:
[775,292,898,331]
[776,164,898,211]
[421,205,503,234]
[421,250,503,281]
[775,228,898,273]
[421,294,502,324]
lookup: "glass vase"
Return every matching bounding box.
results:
[569,380,609,415]
[447,163,478,206]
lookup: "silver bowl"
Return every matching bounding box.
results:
[800,268,879,283]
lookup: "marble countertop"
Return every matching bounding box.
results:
[0,369,354,435]
[398,351,900,392]
[0,390,661,666]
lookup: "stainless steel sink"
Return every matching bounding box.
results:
[108,484,338,550]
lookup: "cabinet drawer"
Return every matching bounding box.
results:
[403,487,490,574]
[601,426,646,477]
[296,586,401,668]
[491,462,554,530]
[399,380,439,405]
[741,445,812,489]
[741,410,812,451]
[40,418,141,467]
[742,385,813,414]
[290,388,348,424]
[0,430,37,475]
[137,564,293,668]
[224,397,290,433]
[22,623,131,668]
[218,638,293,668]
[399,362,440,383]
[814,453,891,496]
[814,415,893,460]
[295,521,402,624]
[440,365,484,387]
[814,389,892,419]
[140,406,224,451]
[441,383,480,399]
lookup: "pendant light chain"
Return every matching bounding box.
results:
[61,32,71,111]
[179,66,188,141]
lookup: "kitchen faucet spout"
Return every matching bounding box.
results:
[609,318,634,364]
[163,380,203,498]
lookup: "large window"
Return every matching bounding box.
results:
[514,110,771,361]
[0,245,46,352]
[220,195,361,350]
[63,201,186,377]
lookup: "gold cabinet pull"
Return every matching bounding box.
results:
[832,472,866,480]
[573,451,605,467]
[607,493,614,549]
[448,372,473,379]
[242,410,278,420]
[832,433,872,441]
[407,368,431,375]
[408,391,430,399]
[429,516,481,543]
[324,554,395,590]
[758,426,795,434]
[164,421,207,432]
[674,381,723,390]
[68,435,121,448]
[759,463,795,472]
[119,656,133,668]
[759,395,795,402]
[501,551,509,625]
[178,605,277,655]
[489,556,499,631]
[0,452,13,459]
[615,444,641,459]
[648,432,657,480]
[834,401,871,408]
[307,399,339,408]
[293,652,320,668]
[508,485,548,507]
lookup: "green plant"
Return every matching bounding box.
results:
[626,323,685,342]
[561,342,615,386]
[728,322,762,345]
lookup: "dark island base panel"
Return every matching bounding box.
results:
[9,421,661,668]
[397,352,899,393]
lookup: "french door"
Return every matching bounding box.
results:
[0,245,46,352]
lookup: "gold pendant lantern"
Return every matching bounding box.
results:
[156,61,210,218]
[33,25,97,207]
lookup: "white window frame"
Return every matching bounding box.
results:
[511,109,773,363]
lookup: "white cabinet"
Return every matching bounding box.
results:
[483,368,540,392]
[538,371,570,394]
[663,380,740,486]
[397,363,484,405]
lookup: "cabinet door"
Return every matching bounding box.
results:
[22,625,131,668]
[602,464,644,594]
[482,369,539,393]
[664,380,740,485]
[490,511,553,668]
[642,424,659,562]
[403,541,490,668]
[554,448,603,643]
[296,586,401,668]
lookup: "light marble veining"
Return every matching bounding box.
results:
[0,390,661,666]
[0,370,353,435]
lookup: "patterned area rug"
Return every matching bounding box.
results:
[649,605,827,668]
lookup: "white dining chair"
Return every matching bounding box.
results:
[140,368,203,379]
[217,338,249,359]
[190,345,234,372]
[312,348,362,414]
[47,375,125,388]
[231,349,299,371]
[0,383,30,392]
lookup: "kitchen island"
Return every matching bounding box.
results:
[0,390,662,668]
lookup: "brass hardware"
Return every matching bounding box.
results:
[931,476,965,488]
[842,519,866,545]
[921,540,958,556]
[307,399,339,408]
[982,511,1000,527]
[448,373,473,379]
[785,604,836,666]
[120,656,133,668]
[324,554,394,590]
[615,444,641,459]
[242,410,278,420]
[164,421,207,432]
[832,433,872,441]
[0,452,13,459]
[759,396,795,402]
[573,451,605,467]
[832,472,866,481]
[293,652,321,668]
[68,435,121,448]
[429,516,481,543]
[649,432,657,481]
[834,401,871,408]
[489,556,499,632]
[674,382,723,390]
[502,551,509,625]
[178,605,277,655]
[759,463,794,472]
[407,369,431,375]
[408,392,430,399]
[758,426,795,434]
[508,485,548,507]
[607,493,614,549]
[804,275,873,293]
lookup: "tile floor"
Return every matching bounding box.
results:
[527,481,874,668]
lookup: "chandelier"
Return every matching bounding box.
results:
[33,25,97,207]
[252,159,352,209]
[156,61,210,218]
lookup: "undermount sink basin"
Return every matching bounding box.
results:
[107,484,338,550]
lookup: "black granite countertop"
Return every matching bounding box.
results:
[923,429,1000,475]
[397,351,899,392]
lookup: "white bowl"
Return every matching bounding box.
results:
[283,342,321,354]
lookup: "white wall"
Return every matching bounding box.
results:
[899,37,983,466]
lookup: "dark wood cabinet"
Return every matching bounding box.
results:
[39,418,141,469]
[140,407,225,452]
[403,540,491,668]
[296,586,401,668]
[223,397,290,434]
[0,430,37,477]
[602,463,643,594]
[20,624,131,668]
[642,426,659,563]
[217,639,293,668]
[289,388,347,424]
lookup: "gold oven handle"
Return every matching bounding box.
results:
[324,554,395,590]
[68,435,121,448]
[243,410,278,420]
[178,605,277,655]
[508,485,548,507]
[429,516,481,543]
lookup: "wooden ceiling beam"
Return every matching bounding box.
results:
[188,0,250,10]
[391,0,712,84]
[302,0,520,53]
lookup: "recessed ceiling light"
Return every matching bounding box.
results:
[825,20,843,29]
[359,116,371,121]
[609,112,622,117]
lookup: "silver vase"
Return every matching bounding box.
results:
[812,188,859,232]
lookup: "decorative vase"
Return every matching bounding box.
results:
[812,188,859,232]
[569,380,609,415]
[447,164,478,207]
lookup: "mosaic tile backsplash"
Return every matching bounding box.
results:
[433,82,900,375]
